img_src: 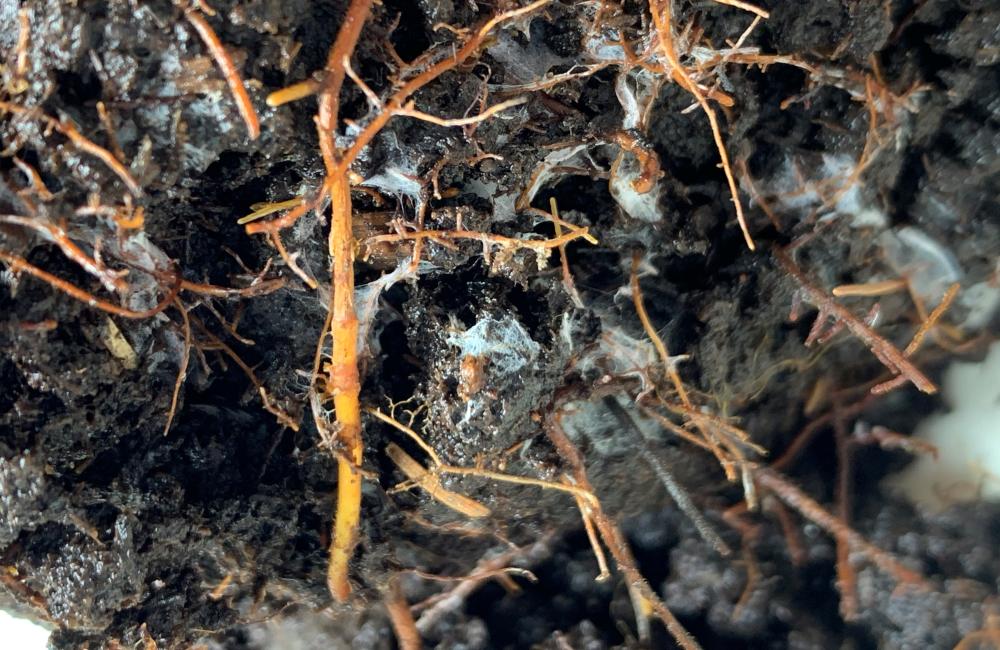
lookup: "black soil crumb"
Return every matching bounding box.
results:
[1,1,998,649]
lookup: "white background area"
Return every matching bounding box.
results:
[0,610,50,649]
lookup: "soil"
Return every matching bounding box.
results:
[1,0,998,649]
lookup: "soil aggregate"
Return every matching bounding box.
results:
[1,0,998,648]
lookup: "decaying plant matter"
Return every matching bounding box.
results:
[2,0,998,648]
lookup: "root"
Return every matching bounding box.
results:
[548,197,584,308]
[775,247,936,394]
[183,5,260,140]
[0,249,180,319]
[386,443,490,519]
[832,400,859,620]
[647,0,755,250]
[631,252,764,504]
[753,466,927,588]
[164,299,192,436]
[413,537,552,634]
[0,214,128,293]
[376,406,596,514]
[385,577,422,650]
[0,101,142,196]
[307,0,558,601]
[546,413,702,650]
[362,222,594,267]
[604,397,731,556]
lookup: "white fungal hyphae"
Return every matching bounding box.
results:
[445,315,540,376]
[760,154,888,228]
[879,226,962,308]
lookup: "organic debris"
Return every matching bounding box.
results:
[1,1,998,649]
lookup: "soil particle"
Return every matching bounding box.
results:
[1,0,998,648]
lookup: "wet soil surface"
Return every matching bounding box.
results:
[1,0,998,648]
